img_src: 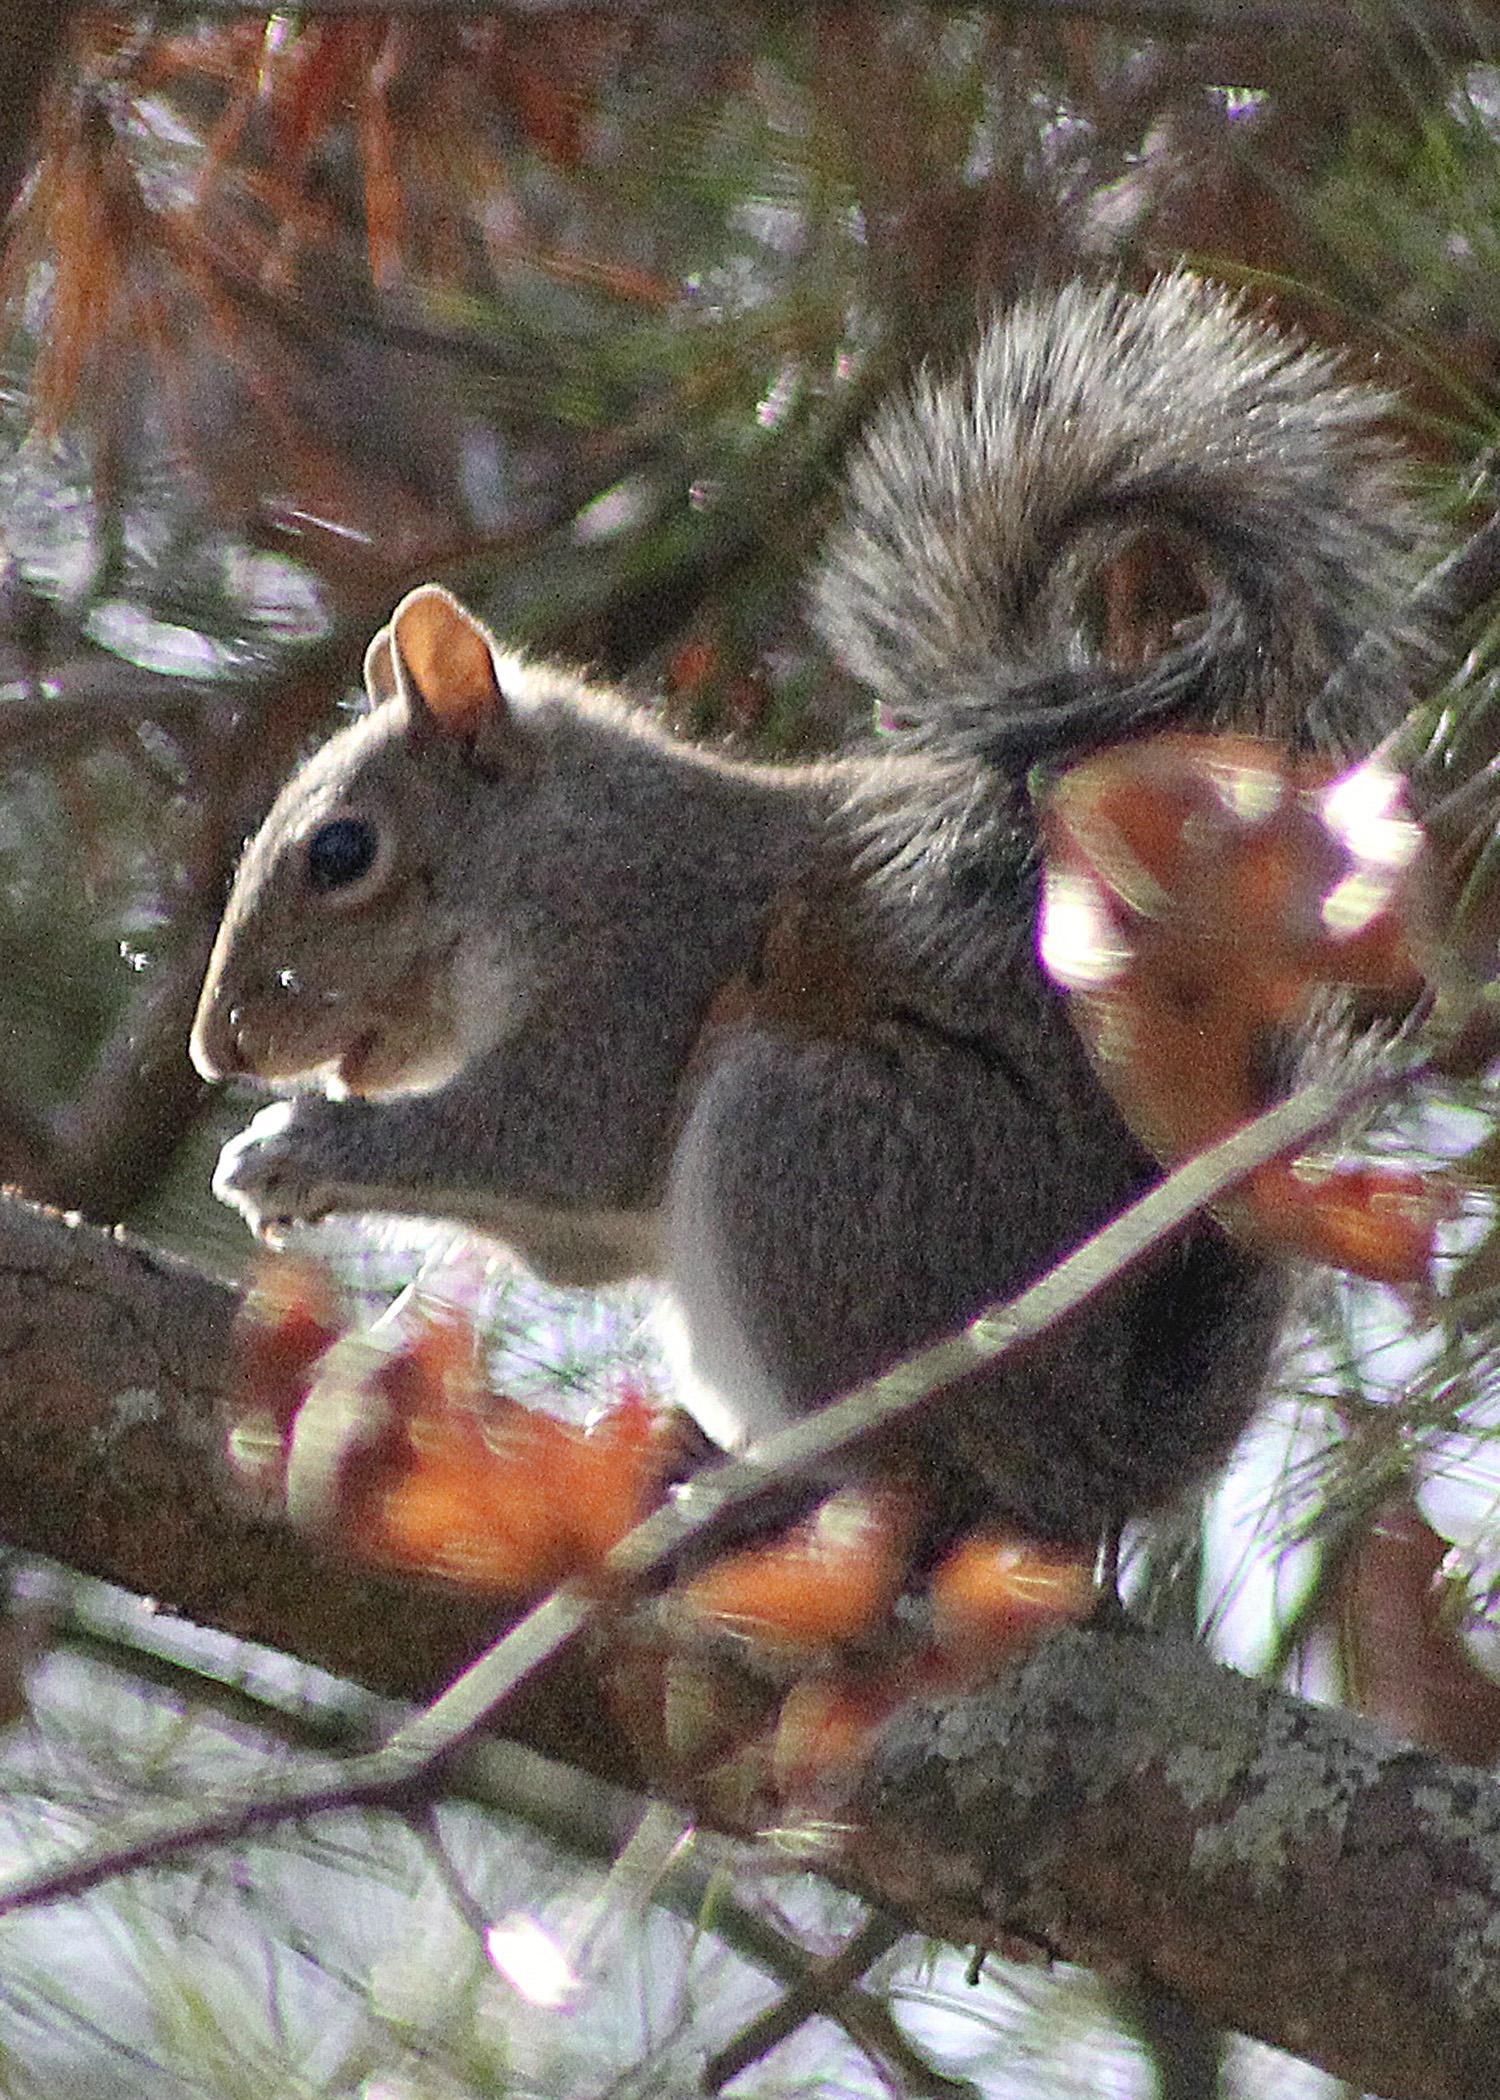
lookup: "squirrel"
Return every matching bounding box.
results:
[189,275,1426,1556]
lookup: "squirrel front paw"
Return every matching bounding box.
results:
[213,1101,342,1242]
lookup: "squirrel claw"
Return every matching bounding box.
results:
[212,1102,336,1240]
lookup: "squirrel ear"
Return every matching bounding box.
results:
[363,626,398,708]
[386,585,525,770]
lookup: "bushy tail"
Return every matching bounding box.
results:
[814,275,1427,768]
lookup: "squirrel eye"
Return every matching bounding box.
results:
[305,816,380,894]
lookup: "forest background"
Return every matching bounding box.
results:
[3,5,1500,2098]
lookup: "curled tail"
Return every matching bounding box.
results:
[814,274,1428,768]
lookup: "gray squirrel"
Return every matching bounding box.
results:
[190,275,1426,1553]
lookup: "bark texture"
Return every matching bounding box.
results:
[853,1626,1500,2100]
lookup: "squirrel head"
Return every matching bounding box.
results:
[190,585,544,1101]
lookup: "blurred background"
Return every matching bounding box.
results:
[3,5,1500,2095]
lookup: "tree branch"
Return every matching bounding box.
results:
[851,1623,1500,2100]
[0,1195,632,1780]
[0,1046,1485,2096]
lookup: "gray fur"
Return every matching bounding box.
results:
[816,274,1420,756]
[195,278,1430,1551]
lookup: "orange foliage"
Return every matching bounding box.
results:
[228,1270,671,1594]
[680,1488,914,1654]
[930,1533,1098,1664]
[1041,734,1447,1284]
[228,1264,1106,1814]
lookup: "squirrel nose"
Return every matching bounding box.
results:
[188,999,247,1082]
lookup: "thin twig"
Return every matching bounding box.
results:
[52,1565,969,2085]
[702,1911,912,2094]
[0,1047,1432,1920]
